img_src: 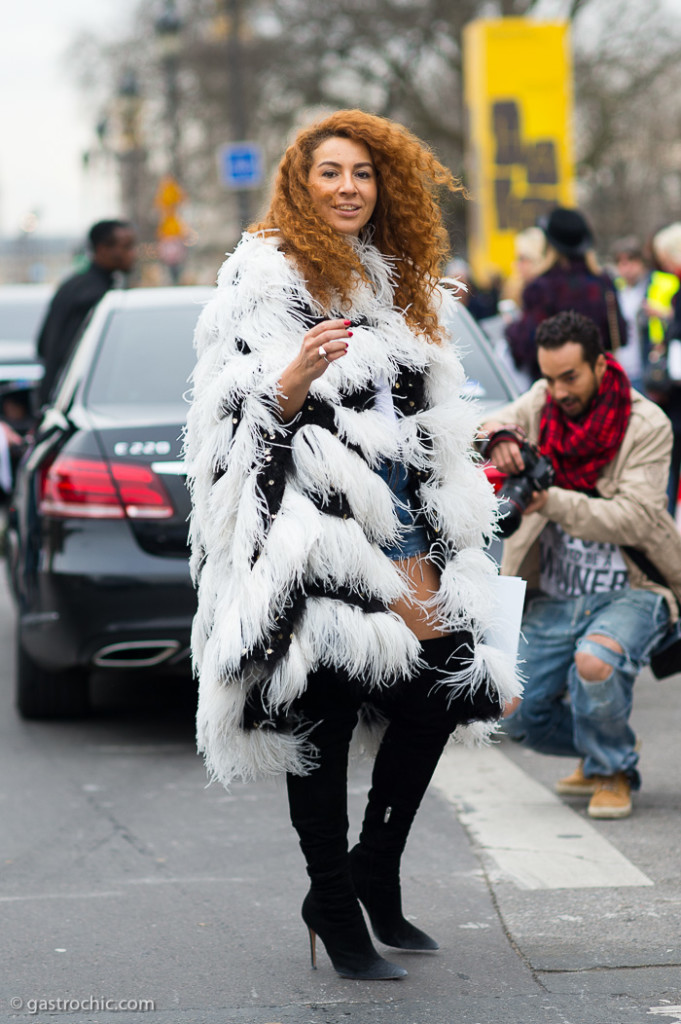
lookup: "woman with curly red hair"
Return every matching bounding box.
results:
[185,109,521,980]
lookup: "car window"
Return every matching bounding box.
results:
[441,304,514,404]
[0,303,47,344]
[82,300,512,418]
[84,306,200,416]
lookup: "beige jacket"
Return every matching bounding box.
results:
[486,382,681,623]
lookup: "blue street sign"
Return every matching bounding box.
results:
[218,142,264,190]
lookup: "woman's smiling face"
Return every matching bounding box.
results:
[307,136,378,238]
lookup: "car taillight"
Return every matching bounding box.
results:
[39,455,174,520]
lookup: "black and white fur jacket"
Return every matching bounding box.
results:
[184,231,522,787]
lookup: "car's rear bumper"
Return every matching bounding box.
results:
[10,515,196,674]
[19,570,195,673]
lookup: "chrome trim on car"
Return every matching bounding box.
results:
[92,640,182,668]
[150,461,186,475]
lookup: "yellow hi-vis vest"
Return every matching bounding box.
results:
[647,271,680,345]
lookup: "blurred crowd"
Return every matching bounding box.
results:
[451,208,681,515]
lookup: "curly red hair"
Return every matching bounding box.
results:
[252,109,465,343]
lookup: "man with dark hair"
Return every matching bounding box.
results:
[36,219,137,403]
[533,307,604,366]
[482,310,681,819]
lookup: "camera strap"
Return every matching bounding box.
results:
[482,427,527,460]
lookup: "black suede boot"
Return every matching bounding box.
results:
[300,875,407,979]
[349,725,445,951]
[286,670,407,980]
[352,632,502,951]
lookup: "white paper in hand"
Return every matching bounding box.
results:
[484,575,526,662]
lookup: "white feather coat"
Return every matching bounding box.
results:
[184,231,522,786]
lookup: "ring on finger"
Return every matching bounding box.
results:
[318,345,330,364]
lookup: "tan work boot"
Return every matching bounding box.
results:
[555,760,598,797]
[587,772,632,819]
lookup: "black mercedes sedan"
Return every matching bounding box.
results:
[6,286,212,718]
[5,284,514,720]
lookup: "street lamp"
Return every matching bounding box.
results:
[155,0,183,183]
[154,0,187,283]
[116,69,146,230]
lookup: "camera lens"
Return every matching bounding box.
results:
[496,476,535,538]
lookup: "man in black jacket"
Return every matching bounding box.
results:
[36,220,137,403]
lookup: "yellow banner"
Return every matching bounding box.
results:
[463,19,575,284]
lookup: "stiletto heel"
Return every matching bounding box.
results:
[307,925,317,969]
[301,890,407,980]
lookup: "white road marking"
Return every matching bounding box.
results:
[86,744,193,755]
[649,1009,681,1021]
[0,876,250,903]
[432,745,653,890]
[0,891,122,902]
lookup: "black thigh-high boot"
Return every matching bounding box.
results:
[286,668,407,980]
[350,632,502,951]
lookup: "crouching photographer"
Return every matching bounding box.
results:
[481,310,681,819]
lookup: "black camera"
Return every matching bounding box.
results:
[496,440,555,538]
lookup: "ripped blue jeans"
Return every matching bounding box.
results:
[503,589,670,786]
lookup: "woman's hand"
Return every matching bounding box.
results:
[299,318,352,380]
[277,318,352,421]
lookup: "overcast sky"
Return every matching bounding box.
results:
[0,1,138,240]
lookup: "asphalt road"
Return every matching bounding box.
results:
[1,570,681,1024]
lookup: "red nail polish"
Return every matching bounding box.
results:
[347,331,353,337]
[344,319,352,326]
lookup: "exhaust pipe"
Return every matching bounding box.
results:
[92,640,182,668]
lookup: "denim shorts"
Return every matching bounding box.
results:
[375,460,430,560]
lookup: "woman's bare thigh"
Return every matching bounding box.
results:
[389,554,448,641]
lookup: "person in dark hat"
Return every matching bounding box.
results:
[505,207,626,381]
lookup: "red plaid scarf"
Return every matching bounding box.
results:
[539,354,631,491]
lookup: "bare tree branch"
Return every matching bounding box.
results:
[70,0,681,255]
